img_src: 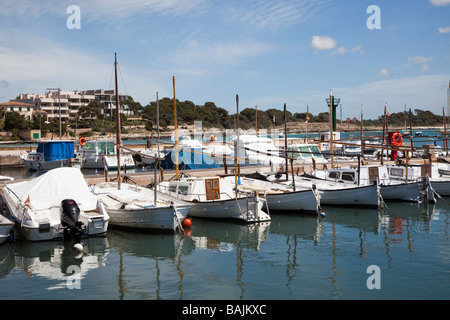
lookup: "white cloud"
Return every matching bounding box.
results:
[311,35,337,52]
[170,40,275,66]
[420,64,430,73]
[332,46,347,55]
[408,56,433,64]
[351,45,365,55]
[224,0,334,30]
[430,0,450,6]
[379,68,389,76]
[438,26,450,34]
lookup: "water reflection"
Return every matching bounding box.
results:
[0,200,448,300]
[0,237,109,292]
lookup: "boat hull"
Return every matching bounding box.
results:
[0,216,14,244]
[187,196,270,222]
[108,206,181,232]
[380,182,424,202]
[319,184,380,208]
[2,205,109,242]
[264,189,319,213]
[430,179,450,196]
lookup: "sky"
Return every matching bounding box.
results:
[0,0,449,120]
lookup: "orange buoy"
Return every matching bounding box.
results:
[392,132,403,147]
[181,218,192,228]
[79,136,87,146]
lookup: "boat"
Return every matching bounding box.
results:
[1,167,110,242]
[404,163,450,197]
[0,215,14,244]
[238,176,321,214]
[91,181,192,232]
[157,175,271,223]
[89,53,192,233]
[0,175,14,182]
[267,172,381,209]
[177,136,234,166]
[76,138,135,170]
[286,143,327,165]
[311,165,435,203]
[231,134,285,167]
[21,140,79,171]
[133,148,165,166]
[158,148,220,170]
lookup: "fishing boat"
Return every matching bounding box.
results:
[91,181,192,232]
[238,176,321,214]
[157,175,271,223]
[89,53,192,233]
[21,140,79,171]
[231,134,285,166]
[267,172,381,209]
[311,165,435,203]
[76,138,135,170]
[1,167,109,242]
[287,143,327,165]
[0,215,14,244]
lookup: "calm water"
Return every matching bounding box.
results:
[1,200,449,301]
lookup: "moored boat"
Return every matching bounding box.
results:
[238,176,321,214]
[76,138,135,170]
[91,181,192,232]
[1,167,109,242]
[21,140,79,171]
[157,175,270,223]
[0,215,14,244]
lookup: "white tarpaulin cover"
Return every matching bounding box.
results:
[7,167,98,211]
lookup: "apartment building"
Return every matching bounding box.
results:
[12,89,132,122]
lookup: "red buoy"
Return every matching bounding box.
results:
[182,218,192,229]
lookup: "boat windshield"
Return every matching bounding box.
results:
[97,141,115,156]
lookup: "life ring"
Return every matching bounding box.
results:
[392,132,403,147]
[79,136,87,146]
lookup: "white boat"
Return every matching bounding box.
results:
[91,181,192,232]
[0,175,14,182]
[133,148,165,166]
[407,163,450,197]
[76,138,135,169]
[173,136,234,166]
[1,167,109,242]
[267,173,380,209]
[157,175,271,223]
[238,176,320,214]
[0,215,14,244]
[312,165,435,203]
[231,134,285,166]
[21,140,80,171]
[287,143,327,165]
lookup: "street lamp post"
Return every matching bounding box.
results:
[47,87,61,139]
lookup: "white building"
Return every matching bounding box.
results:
[13,89,132,123]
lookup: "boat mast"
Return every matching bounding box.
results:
[329,90,334,168]
[114,52,121,190]
[235,94,240,198]
[155,91,160,205]
[173,76,179,181]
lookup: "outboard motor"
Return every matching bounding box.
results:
[61,199,83,242]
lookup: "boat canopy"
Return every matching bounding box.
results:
[160,148,220,170]
[5,167,98,211]
[36,140,75,161]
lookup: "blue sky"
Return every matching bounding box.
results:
[0,0,449,120]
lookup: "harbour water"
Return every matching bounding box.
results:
[1,129,449,305]
[0,200,449,301]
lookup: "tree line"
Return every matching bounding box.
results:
[0,97,446,139]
